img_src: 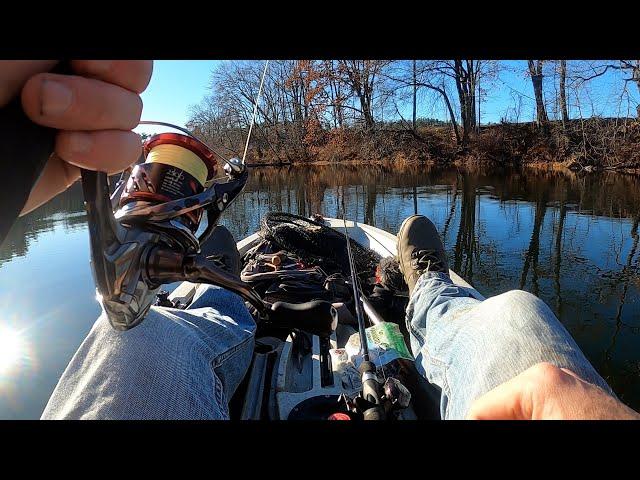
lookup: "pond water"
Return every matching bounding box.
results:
[1,164,639,419]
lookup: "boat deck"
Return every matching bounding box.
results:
[169,217,484,305]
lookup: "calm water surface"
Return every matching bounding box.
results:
[1,165,639,418]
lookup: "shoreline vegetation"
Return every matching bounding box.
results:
[174,60,640,175]
[240,118,640,175]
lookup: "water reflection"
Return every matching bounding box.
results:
[228,164,640,409]
[0,164,639,418]
[0,182,87,267]
[0,325,29,375]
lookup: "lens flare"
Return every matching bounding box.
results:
[0,326,25,375]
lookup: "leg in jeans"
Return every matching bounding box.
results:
[41,285,255,420]
[406,271,614,420]
[42,225,255,420]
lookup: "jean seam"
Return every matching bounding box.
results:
[441,364,452,419]
[408,300,452,401]
[420,340,452,419]
[408,320,426,346]
[212,371,229,418]
[212,334,254,368]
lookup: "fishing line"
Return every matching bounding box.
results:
[145,143,208,186]
[138,59,269,184]
[242,60,270,164]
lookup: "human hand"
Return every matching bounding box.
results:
[0,60,152,214]
[467,362,640,420]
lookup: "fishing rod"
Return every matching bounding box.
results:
[340,197,386,420]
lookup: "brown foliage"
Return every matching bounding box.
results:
[240,119,640,171]
[461,120,640,170]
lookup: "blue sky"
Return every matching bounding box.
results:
[136,60,636,135]
[415,60,636,124]
[136,60,220,135]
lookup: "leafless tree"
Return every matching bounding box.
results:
[383,61,462,144]
[333,60,390,129]
[527,60,549,125]
[428,60,499,146]
[185,59,639,168]
[558,60,570,126]
[412,60,417,131]
[570,60,640,117]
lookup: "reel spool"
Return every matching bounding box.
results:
[119,132,218,235]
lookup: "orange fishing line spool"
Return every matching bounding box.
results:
[119,133,218,232]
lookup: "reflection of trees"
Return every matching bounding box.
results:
[519,185,549,295]
[604,214,640,352]
[295,181,307,217]
[364,181,377,225]
[453,173,478,282]
[600,212,640,400]
[441,174,460,242]
[553,198,567,316]
[0,183,86,265]
[238,164,640,223]
[7,164,639,270]
[237,164,445,230]
[412,185,418,215]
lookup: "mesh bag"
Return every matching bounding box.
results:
[258,212,381,286]
[376,256,409,295]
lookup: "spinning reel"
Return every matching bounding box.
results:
[82,124,337,337]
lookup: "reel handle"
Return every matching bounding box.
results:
[148,247,338,339]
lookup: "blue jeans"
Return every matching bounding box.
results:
[406,272,612,419]
[42,285,255,419]
[42,274,611,419]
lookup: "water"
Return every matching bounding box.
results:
[1,164,638,419]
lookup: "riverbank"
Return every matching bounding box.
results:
[242,119,640,174]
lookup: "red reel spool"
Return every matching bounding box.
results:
[119,133,218,232]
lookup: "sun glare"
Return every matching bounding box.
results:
[0,326,25,375]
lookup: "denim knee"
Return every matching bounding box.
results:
[478,289,552,331]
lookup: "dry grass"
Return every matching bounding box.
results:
[243,120,640,172]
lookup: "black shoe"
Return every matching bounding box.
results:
[199,225,241,276]
[396,215,449,296]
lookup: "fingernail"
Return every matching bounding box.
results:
[41,80,72,116]
[86,60,113,74]
[67,132,93,154]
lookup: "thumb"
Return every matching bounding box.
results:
[467,375,535,420]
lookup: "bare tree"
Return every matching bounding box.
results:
[383,61,462,144]
[558,60,570,126]
[185,58,640,169]
[323,60,345,128]
[571,60,640,117]
[431,60,499,146]
[412,59,417,131]
[453,60,477,143]
[334,60,390,129]
[615,61,640,117]
[527,60,549,125]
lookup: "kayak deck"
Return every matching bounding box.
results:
[168,216,481,419]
